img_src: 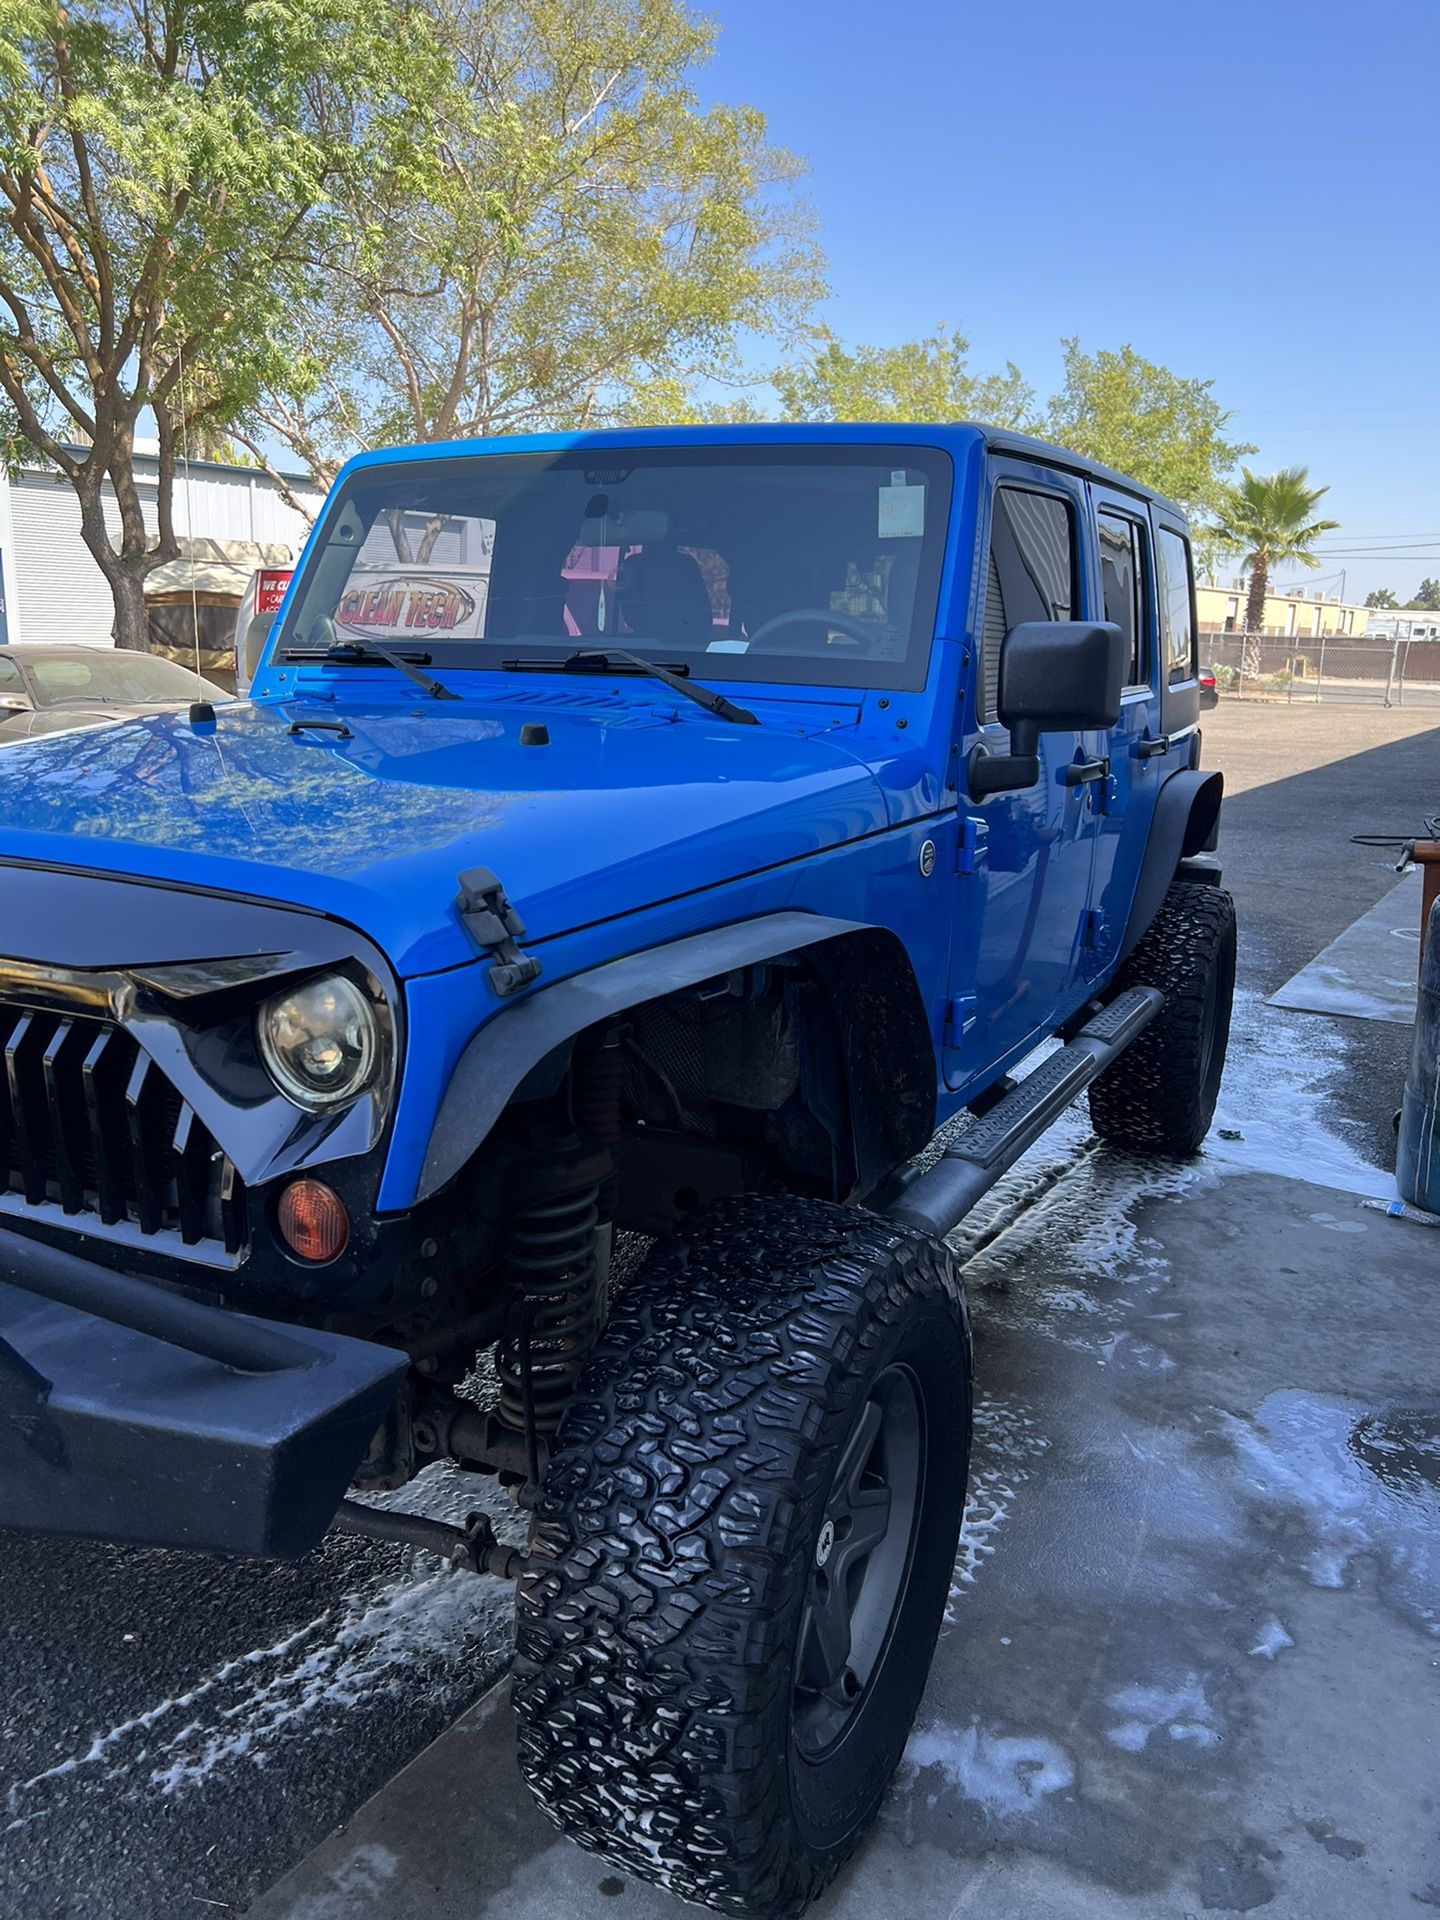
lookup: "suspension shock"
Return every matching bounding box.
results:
[572,1027,624,1318]
[495,1176,602,1435]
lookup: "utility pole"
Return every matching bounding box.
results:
[1383,621,1409,709]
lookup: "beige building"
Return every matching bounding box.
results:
[1196,579,1368,639]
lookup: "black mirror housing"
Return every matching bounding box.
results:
[968,621,1126,798]
[998,621,1126,754]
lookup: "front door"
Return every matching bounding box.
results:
[945,460,1101,1089]
[1081,485,1163,979]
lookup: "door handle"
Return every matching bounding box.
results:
[1062,756,1109,786]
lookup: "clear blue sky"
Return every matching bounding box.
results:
[699,0,1438,602]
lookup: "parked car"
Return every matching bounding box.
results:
[1200,664,1220,707]
[0,426,1231,1918]
[0,644,229,743]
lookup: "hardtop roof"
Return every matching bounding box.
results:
[975,426,1186,520]
[338,420,1187,524]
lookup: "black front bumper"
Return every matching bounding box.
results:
[0,1228,406,1559]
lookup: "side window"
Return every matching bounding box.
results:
[1098,510,1151,687]
[980,485,1077,720]
[1155,527,1196,684]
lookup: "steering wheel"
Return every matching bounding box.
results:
[744,608,877,650]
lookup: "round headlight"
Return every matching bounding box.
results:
[257,973,380,1109]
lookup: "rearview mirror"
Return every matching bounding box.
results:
[577,507,671,546]
[970,621,1125,797]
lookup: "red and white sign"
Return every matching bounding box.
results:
[255,567,293,615]
[335,567,489,642]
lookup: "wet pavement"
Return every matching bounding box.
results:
[249,1126,1440,1919]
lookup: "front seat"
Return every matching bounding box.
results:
[616,548,714,647]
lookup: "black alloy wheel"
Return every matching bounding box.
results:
[793,1363,924,1760]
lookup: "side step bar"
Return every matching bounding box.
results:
[886,985,1165,1240]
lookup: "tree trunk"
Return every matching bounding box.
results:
[73,479,153,653]
[1243,555,1269,680]
[109,568,151,652]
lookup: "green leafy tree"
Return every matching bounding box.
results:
[1365,587,1399,608]
[1407,578,1440,611]
[771,325,1034,428]
[1045,339,1253,520]
[615,377,768,427]
[246,0,822,499]
[0,0,432,648]
[1210,467,1340,653]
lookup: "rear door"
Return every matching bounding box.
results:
[945,458,1101,1087]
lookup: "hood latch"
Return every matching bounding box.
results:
[456,867,543,998]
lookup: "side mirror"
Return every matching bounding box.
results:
[0,692,32,714]
[970,621,1125,797]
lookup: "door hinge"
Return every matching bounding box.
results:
[456,866,544,998]
[945,994,977,1047]
[1081,907,1106,951]
[956,816,989,874]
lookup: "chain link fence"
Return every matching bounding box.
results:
[1202,630,1440,707]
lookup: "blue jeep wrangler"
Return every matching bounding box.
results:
[0,425,1232,1915]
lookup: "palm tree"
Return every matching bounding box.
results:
[1211,467,1340,674]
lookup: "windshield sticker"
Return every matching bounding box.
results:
[336,569,488,640]
[879,474,925,539]
[706,638,750,653]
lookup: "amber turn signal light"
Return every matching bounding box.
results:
[277,1179,350,1263]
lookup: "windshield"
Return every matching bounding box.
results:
[25,652,223,710]
[277,444,953,692]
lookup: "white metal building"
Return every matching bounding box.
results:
[1364,612,1440,643]
[0,443,324,651]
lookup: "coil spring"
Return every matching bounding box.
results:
[496,1181,601,1434]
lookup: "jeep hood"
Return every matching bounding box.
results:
[0,697,888,974]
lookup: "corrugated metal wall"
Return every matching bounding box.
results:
[2,458,322,649]
[169,463,321,549]
[8,471,139,647]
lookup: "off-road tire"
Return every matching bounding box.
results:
[512,1194,972,1918]
[1089,881,1236,1155]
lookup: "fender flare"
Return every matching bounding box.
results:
[418,911,934,1203]
[1118,766,1225,965]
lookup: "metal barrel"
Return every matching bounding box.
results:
[1397,895,1440,1214]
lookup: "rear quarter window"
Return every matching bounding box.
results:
[1155,527,1196,684]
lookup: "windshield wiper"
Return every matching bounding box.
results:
[500,649,758,726]
[282,639,460,702]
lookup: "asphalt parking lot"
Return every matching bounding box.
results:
[4,700,1438,1919]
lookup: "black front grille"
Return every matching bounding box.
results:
[0,1006,246,1255]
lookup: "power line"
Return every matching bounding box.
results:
[1310,544,1440,556]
